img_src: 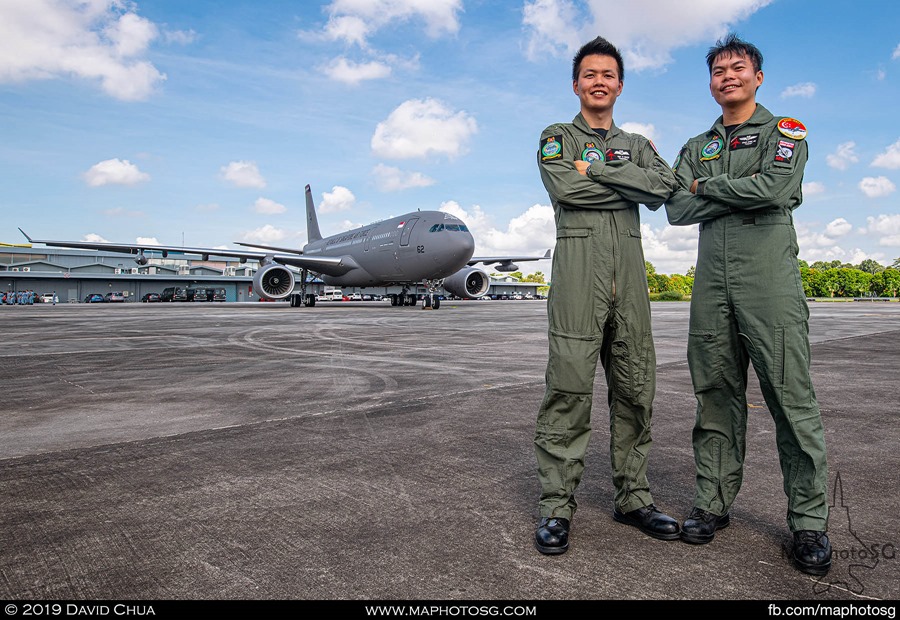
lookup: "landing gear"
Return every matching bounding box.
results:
[422,294,440,309]
[290,268,316,308]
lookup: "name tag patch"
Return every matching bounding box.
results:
[730,134,759,150]
[605,148,631,161]
[541,135,563,162]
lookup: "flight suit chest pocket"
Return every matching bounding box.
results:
[687,329,724,392]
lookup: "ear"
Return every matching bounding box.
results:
[572,79,579,96]
[616,80,623,96]
[756,70,764,88]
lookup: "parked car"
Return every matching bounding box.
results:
[83,293,106,303]
[40,293,55,303]
[105,291,126,303]
[350,293,363,301]
[141,292,161,303]
[209,287,226,302]
[187,287,209,302]
[161,286,188,302]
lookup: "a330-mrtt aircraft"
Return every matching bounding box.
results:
[21,185,550,310]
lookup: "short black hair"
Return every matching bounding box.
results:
[706,33,763,74]
[572,36,624,82]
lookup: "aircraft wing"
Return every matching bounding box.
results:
[18,229,359,277]
[468,249,551,267]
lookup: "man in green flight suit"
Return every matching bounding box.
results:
[533,36,679,555]
[665,34,832,575]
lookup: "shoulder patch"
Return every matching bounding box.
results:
[777,118,807,140]
[774,139,796,165]
[581,142,605,162]
[673,146,686,171]
[540,135,564,162]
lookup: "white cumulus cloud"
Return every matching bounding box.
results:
[372,98,477,160]
[780,82,816,98]
[825,218,853,237]
[872,138,900,169]
[321,57,391,85]
[640,224,701,275]
[321,0,462,47]
[865,214,900,246]
[82,233,110,243]
[135,236,160,245]
[619,122,658,142]
[522,0,773,71]
[803,181,825,196]
[220,161,266,188]
[83,159,150,187]
[826,142,859,170]
[0,0,166,100]
[439,200,556,273]
[319,186,356,213]
[253,198,286,215]
[859,176,896,198]
[241,225,286,244]
[372,164,435,191]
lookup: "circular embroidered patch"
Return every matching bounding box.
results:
[700,137,724,161]
[777,118,807,140]
[542,141,561,158]
[582,147,604,162]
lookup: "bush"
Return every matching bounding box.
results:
[658,290,684,301]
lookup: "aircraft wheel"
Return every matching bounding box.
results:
[422,296,431,309]
[433,297,440,310]
[407,294,416,306]
[390,294,398,306]
[305,294,316,307]
[290,294,300,307]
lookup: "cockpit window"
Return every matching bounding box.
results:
[429,223,469,232]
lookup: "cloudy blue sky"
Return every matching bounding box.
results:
[1,0,898,275]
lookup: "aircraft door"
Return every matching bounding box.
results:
[399,218,419,247]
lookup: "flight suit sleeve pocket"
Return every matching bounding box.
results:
[687,329,723,392]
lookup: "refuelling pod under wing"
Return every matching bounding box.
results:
[253,263,295,300]
[442,266,491,298]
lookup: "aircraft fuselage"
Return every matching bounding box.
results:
[302,211,475,287]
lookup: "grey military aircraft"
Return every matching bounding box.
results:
[21,185,550,310]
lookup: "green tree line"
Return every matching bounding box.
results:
[642,257,900,299]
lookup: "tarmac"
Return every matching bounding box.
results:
[0,300,898,601]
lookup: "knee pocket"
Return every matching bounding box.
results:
[774,322,814,408]
[609,331,655,402]
[547,330,600,394]
[688,329,724,392]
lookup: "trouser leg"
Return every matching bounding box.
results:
[534,331,602,520]
[689,307,750,516]
[602,311,656,512]
[743,320,829,532]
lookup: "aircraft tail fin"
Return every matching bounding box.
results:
[305,185,322,243]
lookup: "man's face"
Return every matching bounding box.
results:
[709,51,763,108]
[573,54,622,116]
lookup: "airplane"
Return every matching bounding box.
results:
[20,185,550,310]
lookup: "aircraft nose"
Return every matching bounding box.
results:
[458,230,475,260]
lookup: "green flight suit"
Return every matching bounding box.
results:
[665,104,828,532]
[535,114,676,519]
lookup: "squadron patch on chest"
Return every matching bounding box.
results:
[777,118,807,140]
[700,136,724,161]
[730,133,759,150]
[540,135,564,162]
[581,142,605,162]
[605,148,631,161]
[774,140,796,164]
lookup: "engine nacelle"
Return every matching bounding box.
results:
[134,254,149,266]
[495,261,519,272]
[253,263,295,300]
[442,266,491,298]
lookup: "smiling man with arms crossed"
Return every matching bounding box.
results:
[533,36,678,555]
[665,34,831,575]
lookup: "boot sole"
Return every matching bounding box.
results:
[534,540,568,555]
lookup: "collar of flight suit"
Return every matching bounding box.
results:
[573,112,621,140]
[706,103,775,138]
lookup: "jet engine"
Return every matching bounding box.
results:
[134,254,149,266]
[442,266,491,298]
[253,263,295,300]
